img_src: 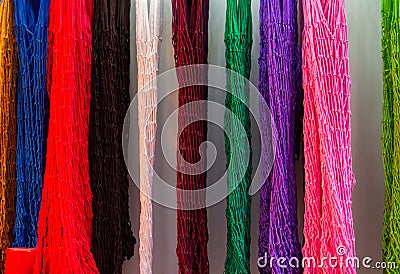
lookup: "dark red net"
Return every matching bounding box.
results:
[171,1,210,273]
[89,0,136,273]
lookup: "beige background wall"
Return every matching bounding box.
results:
[123,0,384,273]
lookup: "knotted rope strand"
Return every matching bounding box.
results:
[34,0,99,272]
[0,0,17,270]
[382,0,400,269]
[258,0,303,273]
[13,0,50,249]
[172,0,210,273]
[302,0,356,272]
[224,0,253,273]
[136,1,163,273]
[89,0,136,273]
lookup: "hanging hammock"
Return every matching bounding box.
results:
[382,0,400,269]
[34,0,99,272]
[171,0,210,273]
[13,0,50,249]
[302,0,356,272]
[258,0,302,273]
[136,1,163,274]
[224,0,253,273]
[0,0,17,271]
[88,0,136,273]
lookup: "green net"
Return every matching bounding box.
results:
[382,1,400,270]
[224,0,253,273]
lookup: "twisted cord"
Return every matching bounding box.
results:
[136,1,163,274]
[382,1,400,270]
[302,0,356,273]
[0,0,17,271]
[258,0,303,273]
[34,0,99,272]
[13,0,50,249]
[89,0,136,273]
[171,0,210,273]
[224,0,253,273]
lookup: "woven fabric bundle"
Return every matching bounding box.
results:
[89,0,136,273]
[258,0,302,273]
[302,0,356,272]
[34,0,99,272]
[0,0,17,271]
[382,0,400,268]
[13,0,50,248]
[171,0,210,273]
[136,1,163,274]
[224,0,253,273]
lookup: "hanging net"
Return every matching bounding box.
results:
[136,0,163,273]
[382,0,400,269]
[34,0,99,272]
[258,0,302,273]
[0,0,17,271]
[224,0,253,273]
[13,0,50,249]
[171,0,210,273]
[302,0,356,272]
[89,0,136,273]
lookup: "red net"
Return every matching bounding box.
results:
[34,0,99,273]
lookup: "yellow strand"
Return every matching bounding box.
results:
[0,0,17,271]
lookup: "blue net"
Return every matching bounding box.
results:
[13,0,50,248]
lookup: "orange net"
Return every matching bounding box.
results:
[0,0,17,271]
